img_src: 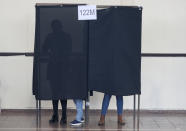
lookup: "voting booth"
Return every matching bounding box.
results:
[33,4,142,99]
[32,4,142,128]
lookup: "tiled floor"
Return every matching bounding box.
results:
[0,110,186,131]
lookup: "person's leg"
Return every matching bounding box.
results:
[70,99,83,126]
[98,94,112,126]
[49,100,59,123]
[53,100,59,115]
[74,99,83,122]
[101,94,112,115]
[116,96,123,115]
[116,96,125,125]
[60,99,67,124]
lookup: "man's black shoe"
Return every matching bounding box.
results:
[60,117,67,125]
[49,114,59,123]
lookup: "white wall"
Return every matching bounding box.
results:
[0,0,186,110]
[139,0,186,53]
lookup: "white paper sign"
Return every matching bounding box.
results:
[78,5,97,20]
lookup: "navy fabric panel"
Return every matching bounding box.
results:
[33,6,88,100]
[88,7,142,96]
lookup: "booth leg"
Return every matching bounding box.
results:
[133,95,136,130]
[85,92,90,125]
[36,100,39,127]
[0,98,1,114]
[36,100,41,128]
[39,100,41,123]
[137,95,140,131]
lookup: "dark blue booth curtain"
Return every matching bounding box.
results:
[89,7,142,96]
[33,5,88,100]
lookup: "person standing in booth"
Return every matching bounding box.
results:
[98,94,125,126]
[70,100,84,126]
[42,19,72,125]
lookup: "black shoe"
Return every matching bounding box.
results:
[70,120,82,127]
[60,118,67,125]
[49,114,59,123]
[60,112,67,125]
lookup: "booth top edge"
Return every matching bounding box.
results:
[35,3,142,9]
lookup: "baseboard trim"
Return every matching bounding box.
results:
[1,109,186,114]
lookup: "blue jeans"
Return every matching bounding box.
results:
[73,99,83,121]
[101,94,123,115]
